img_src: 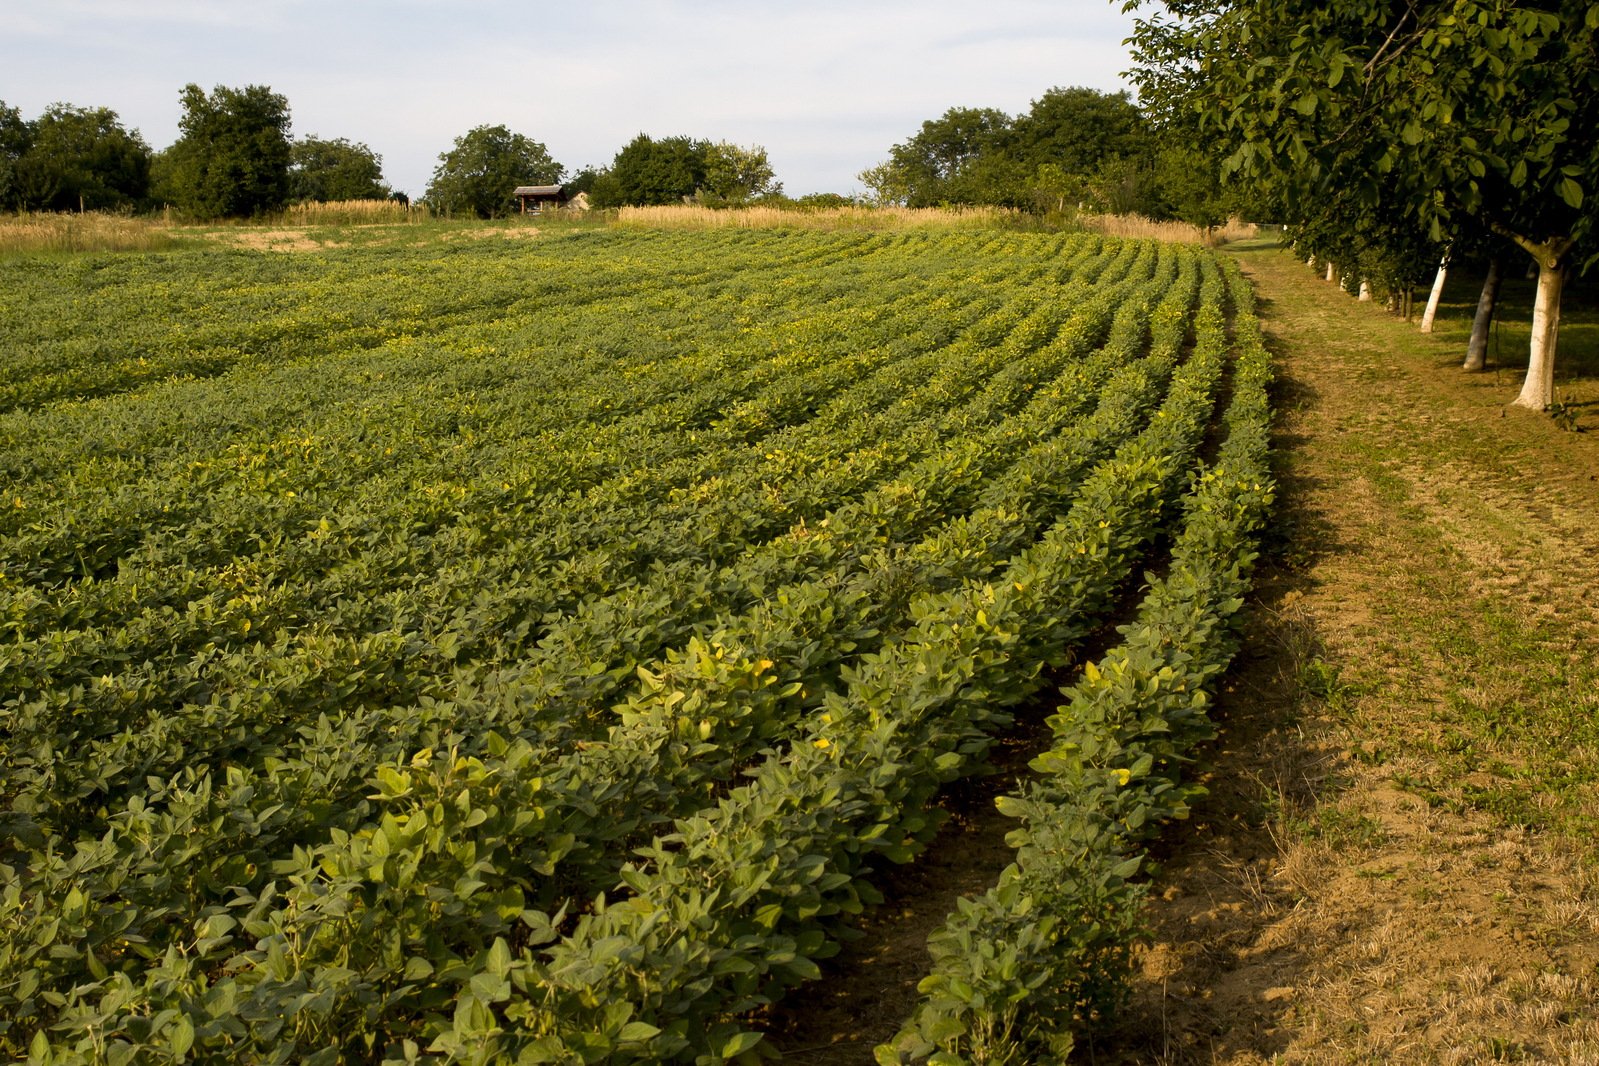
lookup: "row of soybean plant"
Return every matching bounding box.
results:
[487,246,1230,1065]
[2,233,1149,1062]
[0,227,865,412]
[1,237,1022,812]
[2,232,1077,766]
[164,241,1204,1053]
[0,234,1103,847]
[313,244,1226,1064]
[881,257,1275,1065]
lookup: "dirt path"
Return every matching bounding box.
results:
[1088,248,1599,1064]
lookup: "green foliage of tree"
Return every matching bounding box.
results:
[1024,162,1080,215]
[856,159,911,206]
[794,192,853,208]
[146,147,179,210]
[1124,0,1599,408]
[1012,87,1148,177]
[425,124,563,218]
[886,106,1012,206]
[860,88,1160,211]
[290,136,391,202]
[0,100,35,210]
[1085,156,1160,216]
[1140,140,1237,231]
[596,133,707,207]
[163,83,293,218]
[698,142,781,205]
[586,169,626,209]
[0,102,150,212]
[564,166,601,196]
[1127,0,1595,246]
[585,135,781,208]
[1295,187,1445,303]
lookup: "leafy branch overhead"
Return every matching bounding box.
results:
[1125,0,1598,409]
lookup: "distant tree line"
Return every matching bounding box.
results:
[420,128,784,217]
[2,85,394,219]
[0,101,151,214]
[423,124,563,218]
[0,84,793,220]
[577,135,782,208]
[4,80,1246,226]
[854,86,1238,231]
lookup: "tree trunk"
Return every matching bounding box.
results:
[1514,256,1565,410]
[1359,279,1372,301]
[1419,255,1449,333]
[1325,261,1336,283]
[1483,225,1574,410]
[1463,258,1501,372]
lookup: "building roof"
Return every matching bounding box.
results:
[512,185,565,197]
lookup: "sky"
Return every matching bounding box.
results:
[2,0,1143,200]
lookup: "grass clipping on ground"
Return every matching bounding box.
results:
[1089,247,1599,1066]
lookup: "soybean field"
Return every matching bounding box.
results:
[0,228,1273,1064]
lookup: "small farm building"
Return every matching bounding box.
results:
[512,185,568,213]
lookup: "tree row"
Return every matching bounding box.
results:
[1123,0,1596,412]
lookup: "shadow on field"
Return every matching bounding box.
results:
[1077,352,1352,1063]
[756,689,1059,1063]
[761,341,1356,1062]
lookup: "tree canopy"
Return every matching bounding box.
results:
[1010,87,1148,177]
[884,106,1014,206]
[594,134,706,207]
[698,142,781,205]
[0,101,150,212]
[1126,0,1595,246]
[1124,0,1599,408]
[424,125,563,218]
[856,87,1196,216]
[290,136,391,202]
[588,135,780,207]
[0,101,26,210]
[160,84,293,219]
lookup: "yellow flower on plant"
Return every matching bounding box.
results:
[1113,768,1131,786]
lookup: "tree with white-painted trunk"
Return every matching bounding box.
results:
[1291,193,1441,319]
[1126,0,1596,415]
[1419,253,1449,333]
[1503,235,1575,409]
